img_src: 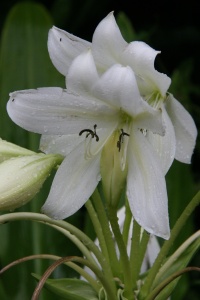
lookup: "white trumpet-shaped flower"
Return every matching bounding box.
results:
[48,12,197,173]
[7,51,170,239]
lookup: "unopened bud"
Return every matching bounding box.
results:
[0,153,62,211]
[0,138,35,163]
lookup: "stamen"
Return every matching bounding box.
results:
[79,124,99,142]
[117,129,130,152]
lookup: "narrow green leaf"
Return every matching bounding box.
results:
[32,274,99,300]
[152,236,200,300]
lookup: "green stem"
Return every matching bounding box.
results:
[137,230,150,274]
[153,230,200,285]
[145,267,200,300]
[32,256,117,300]
[130,220,141,288]
[0,254,101,293]
[122,202,132,247]
[85,199,110,263]
[91,189,120,278]
[47,223,98,267]
[0,212,109,277]
[139,190,200,299]
[0,212,119,297]
[85,199,117,295]
[108,206,133,300]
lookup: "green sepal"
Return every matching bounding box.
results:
[32,274,99,300]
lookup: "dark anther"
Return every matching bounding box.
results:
[117,129,130,152]
[79,124,99,142]
[12,99,15,102]
[59,38,62,42]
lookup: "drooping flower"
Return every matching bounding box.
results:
[48,12,197,173]
[7,50,170,239]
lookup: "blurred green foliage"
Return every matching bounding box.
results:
[0,1,199,299]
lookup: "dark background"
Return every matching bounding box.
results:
[0,1,199,299]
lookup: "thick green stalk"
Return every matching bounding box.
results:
[85,199,110,263]
[139,190,200,299]
[122,202,132,247]
[137,230,150,275]
[85,199,117,295]
[130,220,141,288]
[108,206,134,300]
[91,189,121,278]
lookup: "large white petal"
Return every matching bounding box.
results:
[134,108,164,137]
[7,87,117,135]
[93,65,164,136]
[67,51,99,97]
[40,134,84,156]
[121,41,171,97]
[93,64,141,115]
[165,94,197,163]
[41,142,101,219]
[146,107,176,174]
[126,129,170,239]
[48,26,91,76]
[40,122,117,160]
[92,12,127,73]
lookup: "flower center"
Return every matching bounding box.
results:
[145,91,165,109]
[79,124,101,160]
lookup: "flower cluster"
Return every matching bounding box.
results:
[7,12,197,240]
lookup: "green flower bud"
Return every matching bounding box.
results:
[0,138,35,163]
[0,153,62,211]
[100,131,127,208]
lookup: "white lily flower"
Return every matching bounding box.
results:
[7,50,170,239]
[48,12,197,173]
